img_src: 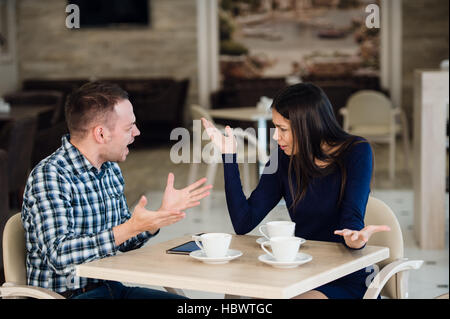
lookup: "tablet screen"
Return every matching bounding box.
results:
[166,241,201,254]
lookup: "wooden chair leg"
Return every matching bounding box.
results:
[400,111,411,170]
[389,137,395,181]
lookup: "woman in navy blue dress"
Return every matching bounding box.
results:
[201,83,390,299]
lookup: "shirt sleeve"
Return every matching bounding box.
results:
[116,193,156,252]
[337,141,373,250]
[222,152,283,235]
[111,163,155,252]
[23,164,118,276]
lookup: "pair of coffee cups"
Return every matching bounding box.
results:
[259,221,304,262]
[191,221,304,262]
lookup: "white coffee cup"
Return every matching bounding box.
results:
[192,233,232,258]
[259,221,295,240]
[261,236,303,262]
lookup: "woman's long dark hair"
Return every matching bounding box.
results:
[271,83,368,209]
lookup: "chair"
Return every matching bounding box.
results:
[362,196,423,299]
[339,90,411,181]
[188,105,269,211]
[0,149,9,284]
[0,116,38,209]
[3,90,64,127]
[0,213,64,298]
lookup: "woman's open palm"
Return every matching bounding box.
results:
[334,225,391,249]
[201,117,236,154]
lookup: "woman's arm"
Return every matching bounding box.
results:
[334,141,390,249]
[202,117,283,235]
[223,153,283,235]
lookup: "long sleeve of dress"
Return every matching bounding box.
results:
[222,153,283,235]
[337,141,373,249]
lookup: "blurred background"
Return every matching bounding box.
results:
[0,0,448,298]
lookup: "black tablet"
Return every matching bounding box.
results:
[166,235,204,255]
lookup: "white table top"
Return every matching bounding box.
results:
[208,107,272,122]
[76,235,389,299]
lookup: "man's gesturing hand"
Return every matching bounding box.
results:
[160,173,212,212]
[114,195,185,246]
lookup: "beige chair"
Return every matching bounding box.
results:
[0,213,64,299]
[340,90,411,181]
[188,105,269,211]
[362,196,423,299]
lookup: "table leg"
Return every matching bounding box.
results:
[257,118,267,176]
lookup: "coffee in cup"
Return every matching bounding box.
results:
[259,221,295,240]
[192,233,232,258]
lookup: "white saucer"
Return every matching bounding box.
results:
[256,237,269,245]
[256,237,306,245]
[190,249,243,264]
[258,253,312,269]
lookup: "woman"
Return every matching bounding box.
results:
[201,83,390,299]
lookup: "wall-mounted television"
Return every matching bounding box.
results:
[67,0,150,27]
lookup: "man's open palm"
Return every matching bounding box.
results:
[160,173,212,211]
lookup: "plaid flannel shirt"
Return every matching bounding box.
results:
[22,134,154,293]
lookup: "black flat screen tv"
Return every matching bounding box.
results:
[68,0,150,27]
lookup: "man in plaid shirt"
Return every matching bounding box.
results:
[21,82,212,299]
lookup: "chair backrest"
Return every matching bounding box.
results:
[0,116,37,191]
[345,90,393,126]
[3,90,64,126]
[2,213,27,285]
[190,105,270,164]
[190,104,214,123]
[0,149,9,284]
[232,128,270,164]
[365,196,404,299]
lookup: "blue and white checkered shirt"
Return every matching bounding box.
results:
[22,134,154,293]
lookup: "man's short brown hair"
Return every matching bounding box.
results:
[65,81,129,138]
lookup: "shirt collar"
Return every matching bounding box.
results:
[61,134,112,176]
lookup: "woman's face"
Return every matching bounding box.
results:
[272,108,294,155]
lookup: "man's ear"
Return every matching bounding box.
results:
[92,125,108,144]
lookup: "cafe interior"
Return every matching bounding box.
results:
[0,0,448,299]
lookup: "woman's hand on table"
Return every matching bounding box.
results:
[201,117,237,154]
[334,225,391,249]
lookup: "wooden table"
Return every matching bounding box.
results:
[76,235,389,299]
[208,107,272,175]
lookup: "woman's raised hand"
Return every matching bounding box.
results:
[201,117,237,154]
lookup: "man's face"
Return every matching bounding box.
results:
[102,99,140,162]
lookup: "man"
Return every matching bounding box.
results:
[21,81,211,299]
